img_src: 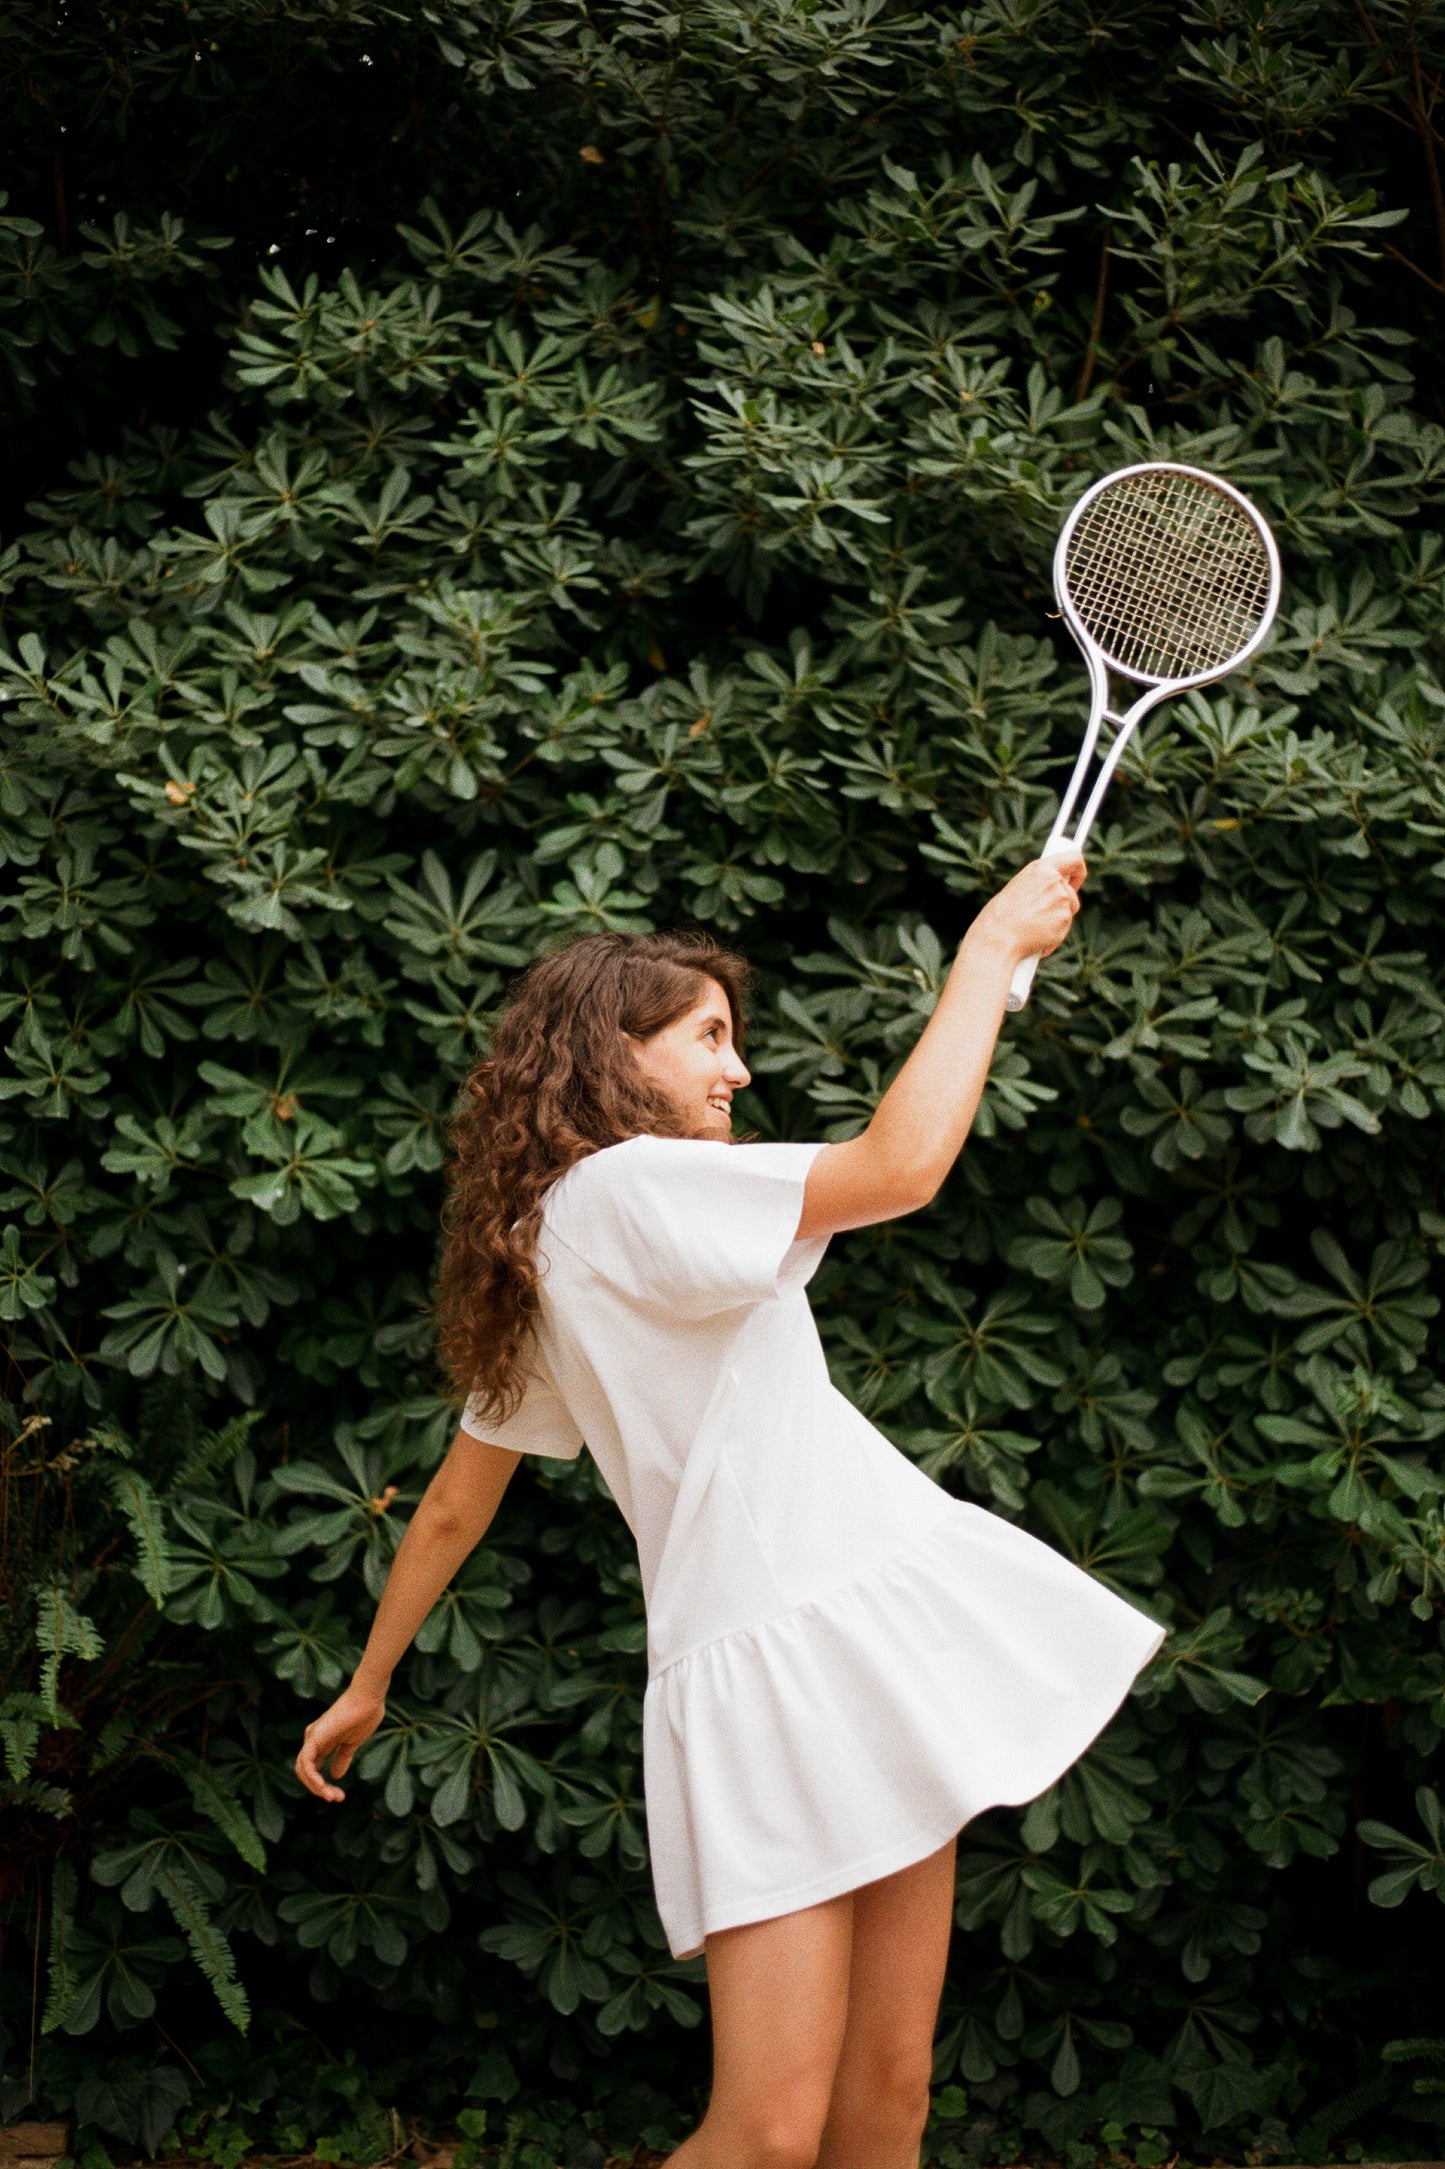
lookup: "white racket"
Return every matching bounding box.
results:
[1006,460,1281,1013]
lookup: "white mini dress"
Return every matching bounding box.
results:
[461,1134,1165,1960]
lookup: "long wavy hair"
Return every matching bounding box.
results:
[437,930,751,1423]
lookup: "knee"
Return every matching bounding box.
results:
[844,2048,933,2143]
[746,2114,826,2169]
[888,2067,933,2143]
[715,2099,826,2169]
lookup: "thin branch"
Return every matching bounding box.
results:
[1348,0,1382,47]
[28,1867,42,2106]
[1360,94,1430,136]
[153,2017,204,2082]
[1409,40,1445,291]
[51,146,68,248]
[1382,236,1445,295]
[1076,238,1109,401]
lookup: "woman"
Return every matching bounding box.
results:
[296,851,1164,2169]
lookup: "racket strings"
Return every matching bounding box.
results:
[1063,468,1273,681]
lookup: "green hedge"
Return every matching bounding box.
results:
[3,0,1445,2159]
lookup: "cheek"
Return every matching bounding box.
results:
[687,1045,721,1088]
[639,1038,707,1097]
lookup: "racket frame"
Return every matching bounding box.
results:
[1005,460,1281,1014]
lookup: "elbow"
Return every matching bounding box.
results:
[816,1136,951,1234]
[900,1174,943,1216]
[878,1161,945,1219]
[414,1493,476,1550]
[897,1143,959,1214]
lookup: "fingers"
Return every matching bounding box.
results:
[1041,856,1083,912]
[974,852,1086,972]
[295,1724,346,1805]
[295,1690,384,1808]
[1035,867,1079,918]
[1048,848,1087,891]
[1024,857,1083,959]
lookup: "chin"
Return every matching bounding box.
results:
[697,1108,733,1140]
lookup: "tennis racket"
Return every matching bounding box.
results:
[1006,460,1281,1013]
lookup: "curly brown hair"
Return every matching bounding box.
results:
[436,929,751,1424]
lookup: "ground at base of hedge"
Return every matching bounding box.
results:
[11,2151,1445,2169]
[47,2156,1445,2169]
[7,2129,1445,2169]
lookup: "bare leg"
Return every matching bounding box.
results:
[667,1893,856,2169]
[816,1837,958,2169]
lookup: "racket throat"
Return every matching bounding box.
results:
[1046,683,1167,856]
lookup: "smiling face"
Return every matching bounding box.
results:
[627,976,750,1141]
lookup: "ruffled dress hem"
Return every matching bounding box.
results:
[644,1507,1167,1959]
[684,1813,974,1951]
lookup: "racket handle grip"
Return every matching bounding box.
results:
[1004,840,1077,1012]
[1005,951,1040,1014]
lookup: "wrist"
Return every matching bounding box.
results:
[958,916,1021,974]
[351,1661,391,1702]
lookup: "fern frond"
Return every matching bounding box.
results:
[175,1409,262,1489]
[1384,2036,1445,2063]
[179,1751,268,1872]
[90,1714,134,1773]
[155,1861,250,2034]
[0,1692,58,1784]
[1295,2074,1395,2156]
[108,1463,172,1606]
[0,1710,39,1784]
[33,1581,103,1721]
[41,1855,78,2034]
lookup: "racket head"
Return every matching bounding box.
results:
[1053,461,1280,689]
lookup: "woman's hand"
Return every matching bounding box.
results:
[796,848,1089,1241]
[292,1432,520,1808]
[966,850,1086,967]
[295,1680,386,1804]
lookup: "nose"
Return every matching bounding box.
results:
[725,1049,750,1087]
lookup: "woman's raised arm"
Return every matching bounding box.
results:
[796,852,1085,1241]
[295,1429,520,1802]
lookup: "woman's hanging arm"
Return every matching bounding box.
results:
[795,853,1085,1241]
[295,1430,520,1802]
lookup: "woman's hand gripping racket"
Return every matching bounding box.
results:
[1007,461,1281,1013]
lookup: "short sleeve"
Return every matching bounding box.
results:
[546,1136,828,1319]
[459,1347,584,1461]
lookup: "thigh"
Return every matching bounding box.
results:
[827,1838,957,2104]
[673,1894,854,2163]
[705,1894,855,2113]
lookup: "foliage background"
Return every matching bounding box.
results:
[5,0,1445,2161]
